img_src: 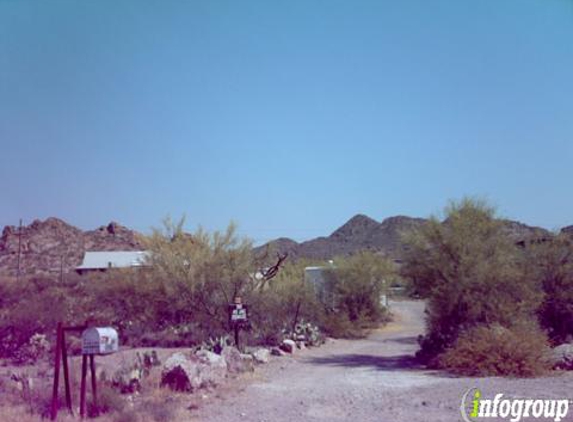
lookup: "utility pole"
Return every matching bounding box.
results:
[16,218,22,283]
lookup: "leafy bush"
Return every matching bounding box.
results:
[402,198,542,363]
[320,313,363,338]
[321,252,393,337]
[530,234,573,344]
[247,260,323,345]
[0,275,90,361]
[11,333,50,364]
[438,324,551,377]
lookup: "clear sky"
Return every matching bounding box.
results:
[1,0,572,243]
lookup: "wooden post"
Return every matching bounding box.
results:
[90,354,97,412]
[234,324,240,351]
[16,219,22,284]
[50,323,62,420]
[80,355,88,418]
[61,330,73,415]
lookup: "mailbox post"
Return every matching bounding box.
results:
[50,324,118,420]
[51,323,87,420]
[80,327,118,418]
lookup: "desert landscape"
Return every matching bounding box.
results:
[1,1,572,421]
[1,204,573,422]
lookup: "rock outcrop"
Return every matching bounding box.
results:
[552,343,573,370]
[0,218,144,276]
[160,347,257,393]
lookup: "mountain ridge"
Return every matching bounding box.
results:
[254,214,556,261]
[0,214,566,276]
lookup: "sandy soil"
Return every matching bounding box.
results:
[194,300,573,422]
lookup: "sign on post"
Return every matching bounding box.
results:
[228,297,249,350]
[228,296,249,326]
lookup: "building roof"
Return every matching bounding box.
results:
[76,251,150,270]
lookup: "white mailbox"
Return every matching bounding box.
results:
[81,327,119,355]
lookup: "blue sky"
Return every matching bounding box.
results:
[1,0,572,243]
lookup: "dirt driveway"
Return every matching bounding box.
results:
[196,300,573,422]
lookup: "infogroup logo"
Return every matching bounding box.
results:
[461,388,570,422]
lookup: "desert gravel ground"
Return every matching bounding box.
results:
[195,300,573,422]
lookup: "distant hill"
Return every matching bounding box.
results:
[561,225,573,237]
[254,214,427,261]
[255,214,554,262]
[0,218,144,276]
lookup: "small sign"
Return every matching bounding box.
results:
[228,303,249,326]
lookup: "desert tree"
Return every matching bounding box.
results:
[401,198,542,362]
[144,216,288,341]
[530,233,573,344]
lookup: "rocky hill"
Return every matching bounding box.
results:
[254,214,427,261]
[255,214,553,262]
[561,225,573,237]
[0,218,144,277]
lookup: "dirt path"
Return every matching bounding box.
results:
[195,301,573,422]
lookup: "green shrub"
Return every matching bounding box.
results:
[320,312,363,338]
[438,324,551,377]
[247,260,323,346]
[321,252,393,337]
[402,198,542,363]
[0,275,90,362]
[530,234,573,344]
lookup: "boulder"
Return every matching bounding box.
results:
[196,349,225,368]
[252,348,271,364]
[271,347,285,356]
[280,339,296,354]
[196,349,227,381]
[222,346,253,373]
[161,351,227,392]
[107,350,161,393]
[161,352,200,392]
[552,343,573,369]
[240,353,255,372]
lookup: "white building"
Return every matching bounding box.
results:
[76,251,150,275]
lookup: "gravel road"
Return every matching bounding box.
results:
[195,301,573,422]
